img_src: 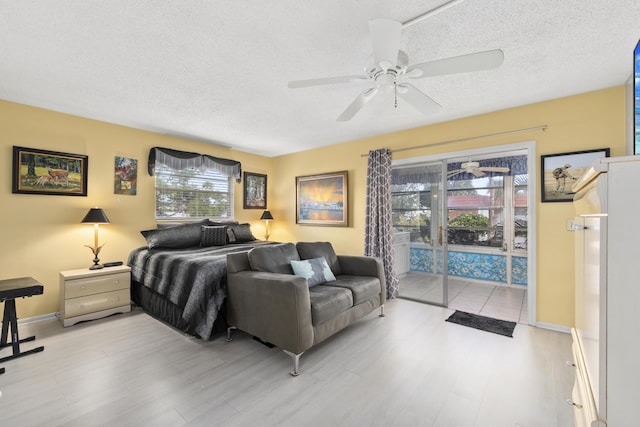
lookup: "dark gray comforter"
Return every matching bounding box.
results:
[127,241,272,339]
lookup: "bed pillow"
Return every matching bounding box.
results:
[227,223,257,243]
[248,243,300,274]
[200,225,228,247]
[295,242,341,275]
[290,257,337,287]
[140,220,207,249]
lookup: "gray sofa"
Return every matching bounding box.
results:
[226,242,386,375]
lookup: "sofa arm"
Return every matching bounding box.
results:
[226,271,314,354]
[337,255,386,304]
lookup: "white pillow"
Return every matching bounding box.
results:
[290,257,337,287]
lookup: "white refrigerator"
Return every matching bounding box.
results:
[571,155,640,426]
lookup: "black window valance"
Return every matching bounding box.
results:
[148,147,242,182]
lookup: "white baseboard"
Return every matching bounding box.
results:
[534,321,571,334]
[17,312,58,325]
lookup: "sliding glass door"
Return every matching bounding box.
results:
[392,161,448,306]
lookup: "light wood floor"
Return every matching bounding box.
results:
[0,299,574,426]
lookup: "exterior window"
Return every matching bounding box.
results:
[154,164,234,221]
[446,174,528,250]
[447,176,504,247]
[391,183,433,244]
[391,170,528,251]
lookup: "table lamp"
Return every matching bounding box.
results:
[81,207,110,270]
[260,210,274,241]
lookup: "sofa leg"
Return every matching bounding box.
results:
[379,305,385,317]
[226,326,237,342]
[283,350,303,376]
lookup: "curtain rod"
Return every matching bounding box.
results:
[360,125,548,157]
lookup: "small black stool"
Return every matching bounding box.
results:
[0,277,45,373]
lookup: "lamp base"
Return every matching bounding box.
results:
[89,255,103,270]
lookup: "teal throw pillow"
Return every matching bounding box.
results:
[290,257,337,287]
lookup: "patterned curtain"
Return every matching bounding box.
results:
[365,148,398,299]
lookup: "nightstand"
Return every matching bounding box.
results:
[59,266,131,327]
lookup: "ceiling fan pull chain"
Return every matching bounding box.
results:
[394,80,398,108]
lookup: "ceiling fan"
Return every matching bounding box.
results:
[287,6,504,121]
[447,161,510,178]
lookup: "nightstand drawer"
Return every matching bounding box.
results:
[64,288,130,318]
[65,272,129,299]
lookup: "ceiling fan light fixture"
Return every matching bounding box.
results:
[287,5,503,122]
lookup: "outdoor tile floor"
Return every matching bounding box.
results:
[398,271,528,324]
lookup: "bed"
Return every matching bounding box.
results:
[127,221,272,340]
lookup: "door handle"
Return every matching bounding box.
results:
[439,226,443,246]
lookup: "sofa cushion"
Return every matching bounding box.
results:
[140,219,208,249]
[327,276,381,305]
[248,243,300,274]
[290,257,336,287]
[308,285,353,325]
[200,225,228,247]
[296,242,341,275]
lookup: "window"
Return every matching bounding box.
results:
[391,183,433,244]
[155,165,234,220]
[447,176,504,247]
[149,147,241,221]
[391,155,528,251]
[446,174,527,250]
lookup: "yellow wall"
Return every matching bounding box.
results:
[270,86,626,327]
[0,85,626,328]
[0,100,273,319]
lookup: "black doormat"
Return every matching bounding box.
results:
[445,310,516,338]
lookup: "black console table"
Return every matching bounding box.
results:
[0,276,45,373]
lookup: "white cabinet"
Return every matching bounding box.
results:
[393,232,410,276]
[571,156,640,426]
[59,266,131,327]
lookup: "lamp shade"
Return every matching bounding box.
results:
[260,210,274,220]
[81,208,110,224]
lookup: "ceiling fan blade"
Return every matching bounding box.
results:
[479,167,510,173]
[369,18,402,70]
[336,88,378,122]
[407,49,504,78]
[397,84,442,115]
[447,169,465,177]
[471,169,486,177]
[288,75,368,89]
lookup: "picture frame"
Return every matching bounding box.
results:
[114,156,138,195]
[12,146,88,196]
[541,148,610,202]
[296,170,348,226]
[243,172,267,209]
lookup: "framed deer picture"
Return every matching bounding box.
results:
[12,146,88,196]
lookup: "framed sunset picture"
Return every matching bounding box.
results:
[296,170,348,227]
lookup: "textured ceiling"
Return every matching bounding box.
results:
[1,1,639,157]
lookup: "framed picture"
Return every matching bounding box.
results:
[296,170,348,226]
[541,148,609,202]
[114,156,138,195]
[12,146,88,196]
[243,172,267,209]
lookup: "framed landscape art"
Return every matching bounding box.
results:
[12,146,88,196]
[296,170,348,226]
[541,148,609,202]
